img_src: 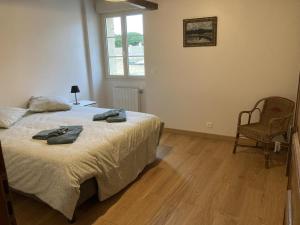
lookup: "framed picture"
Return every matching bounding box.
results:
[183,17,217,47]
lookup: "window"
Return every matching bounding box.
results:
[104,14,145,77]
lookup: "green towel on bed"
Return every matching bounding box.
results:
[33,129,58,140]
[93,109,120,121]
[93,109,127,123]
[33,126,83,145]
[106,109,127,123]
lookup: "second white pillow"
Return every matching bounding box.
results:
[28,96,71,113]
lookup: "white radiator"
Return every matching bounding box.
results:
[113,87,141,112]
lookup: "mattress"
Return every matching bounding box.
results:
[0,107,161,219]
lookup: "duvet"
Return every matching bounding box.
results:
[0,107,161,219]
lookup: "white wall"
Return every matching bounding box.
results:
[143,0,300,136]
[82,0,107,106]
[2,0,299,137]
[0,0,91,107]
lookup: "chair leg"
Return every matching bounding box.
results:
[286,142,293,176]
[233,132,240,154]
[264,143,271,169]
[286,131,293,176]
[255,141,259,147]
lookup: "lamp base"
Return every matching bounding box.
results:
[73,102,80,105]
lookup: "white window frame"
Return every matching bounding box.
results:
[102,12,146,79]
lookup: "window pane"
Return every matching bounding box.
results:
[107,37,123,57]
[126,15,143,35]
[128,57,145,76]
[106,17,122,37]
[128,36,144,56]
[127,14,144,57]
[106,17,123,76]
[109,57,124,76]
[127,14,145,76]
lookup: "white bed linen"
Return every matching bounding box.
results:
[0,107,161,219]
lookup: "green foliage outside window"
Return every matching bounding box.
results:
[115,32,143,47]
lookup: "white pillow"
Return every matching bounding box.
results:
[0,107,28,129]
[28,96,71,112]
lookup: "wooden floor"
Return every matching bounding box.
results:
[13,132,288,225]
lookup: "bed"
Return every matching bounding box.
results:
[0,106,162,221]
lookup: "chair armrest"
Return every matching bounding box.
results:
[238,108,261,125]
[268,114,293,135]
[238,111,251,125]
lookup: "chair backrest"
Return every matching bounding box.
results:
[260,97,295,126]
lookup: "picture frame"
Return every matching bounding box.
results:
[183,17,218,47]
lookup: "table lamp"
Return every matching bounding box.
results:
[71,85,80,105]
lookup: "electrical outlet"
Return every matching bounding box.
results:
[206,122,213,128]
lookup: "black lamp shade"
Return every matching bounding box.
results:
[71,85,80,93]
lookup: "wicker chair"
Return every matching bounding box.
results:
[233,96,295,168]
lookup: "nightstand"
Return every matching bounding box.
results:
[74,100,97,107]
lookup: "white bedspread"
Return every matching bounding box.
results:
[0,107,161,219]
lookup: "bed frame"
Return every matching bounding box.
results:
[0,142,17,225]
[1,122,164,223]
[11,177,98,223]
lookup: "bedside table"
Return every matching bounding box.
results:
[74,100,97,107]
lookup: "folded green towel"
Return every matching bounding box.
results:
[93,109,127,123]
[33,126,83,145]
[106,109,127,123]
[33,129,58,140]
[47,128,69,138]
[47,126,83,145]
[93,109,120,121]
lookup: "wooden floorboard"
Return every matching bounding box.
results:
[12,133,287,225]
